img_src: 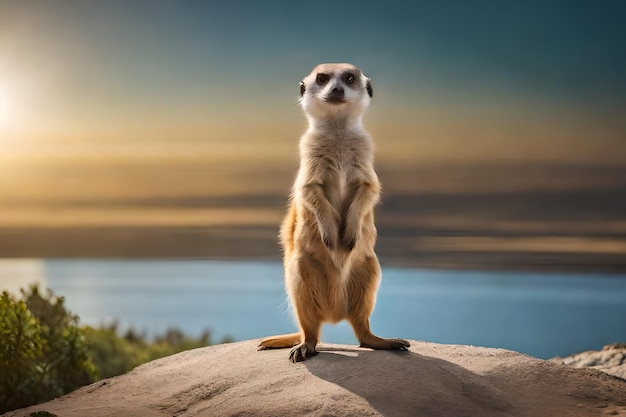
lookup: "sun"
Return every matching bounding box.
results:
[0,93,7,123]
[0,95,7,124]
[0,90,15,130]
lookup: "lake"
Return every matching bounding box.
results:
[1,259,625,359]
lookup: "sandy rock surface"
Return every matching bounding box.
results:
[5,340,626,417]
[552,343,626,380]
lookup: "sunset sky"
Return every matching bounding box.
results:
[1,1,626,268]
[1,0,625,164]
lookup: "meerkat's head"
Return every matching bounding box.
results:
[299,63,372,123]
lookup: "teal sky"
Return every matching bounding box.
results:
[1,1,625,162]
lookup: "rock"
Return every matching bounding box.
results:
[4,340,626,417]
[551,343,626,380]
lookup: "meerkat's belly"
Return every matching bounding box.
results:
[318,266,351,323]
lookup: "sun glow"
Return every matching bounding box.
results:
[0,79,25,138]
[0,93,9,127]
[0,85,16,131]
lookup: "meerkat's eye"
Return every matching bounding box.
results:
[316,73,329,85]
[345,73,355,84]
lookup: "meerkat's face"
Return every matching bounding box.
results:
[299,63,372,120]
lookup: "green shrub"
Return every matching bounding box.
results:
[0,287,95,413]
[0,285,233,413]
[1,291,45,412]
[23,287,96,393]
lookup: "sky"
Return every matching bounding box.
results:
[1,0,626,163]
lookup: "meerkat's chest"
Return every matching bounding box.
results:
[337,167,349,201]
[299,135,370,202]
[325,150,361,206]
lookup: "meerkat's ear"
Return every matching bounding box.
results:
[366,79,373,98]
[299,81,306,96]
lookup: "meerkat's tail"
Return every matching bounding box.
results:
[258,333,301,350]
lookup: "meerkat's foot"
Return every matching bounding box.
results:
[360,336,410,351]
[289,342,318,363]
[388,338,411,351]
[258,333,301,350]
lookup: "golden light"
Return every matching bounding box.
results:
[0,94,7,126]
[0,86,14,130]
[0,77,25,136]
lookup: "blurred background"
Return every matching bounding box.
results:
[1,1,625,362]
[1,0,625,270]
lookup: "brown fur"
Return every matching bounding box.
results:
[259,63,409,362]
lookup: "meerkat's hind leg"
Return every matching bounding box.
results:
[288,317,321,363]
[284,256,327,362]
[347,256,411,351]
[288,332,320,362]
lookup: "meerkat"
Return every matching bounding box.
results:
[258,63,410,362]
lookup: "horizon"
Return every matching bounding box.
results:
[1,1,626,270]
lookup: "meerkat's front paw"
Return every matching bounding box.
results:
[319,225,338,250]
[322,233,335,249]
[340,219,361,251]
[341,232,358,251]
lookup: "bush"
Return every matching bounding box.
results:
[0,286,233,413]
[0,287,95,413]
[23,287,96,393]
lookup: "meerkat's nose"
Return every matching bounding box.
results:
[325,84,345,102]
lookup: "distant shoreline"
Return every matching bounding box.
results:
[2,163,626,275]
[1,226,625,274]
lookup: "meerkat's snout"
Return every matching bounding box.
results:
[326,84,345,103]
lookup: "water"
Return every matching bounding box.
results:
[1,259,625,359]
